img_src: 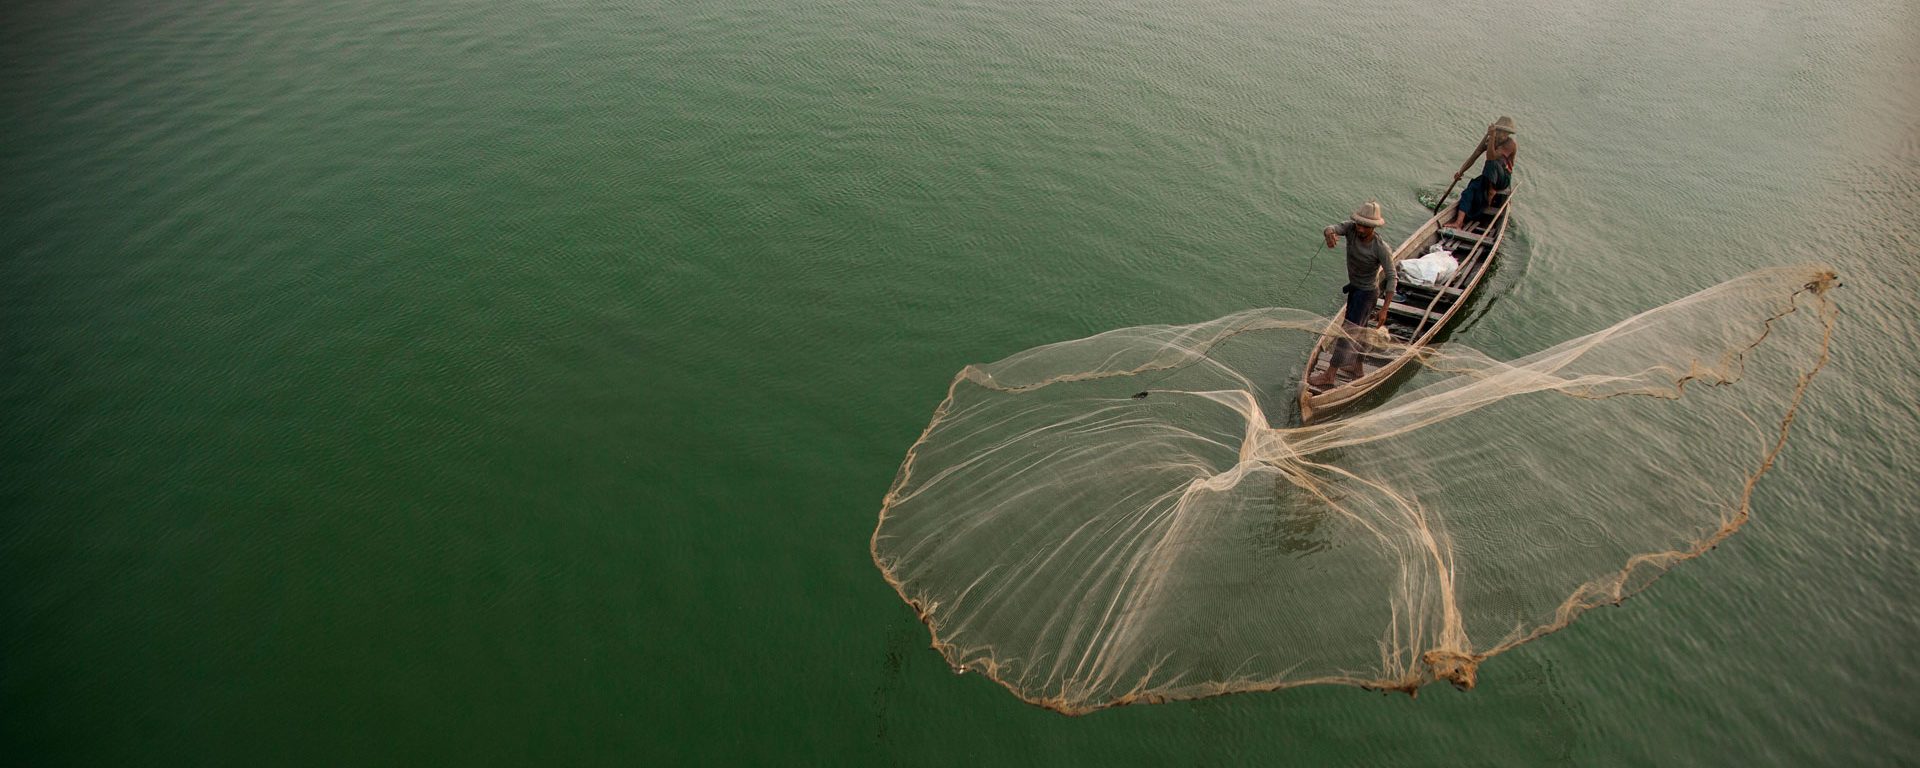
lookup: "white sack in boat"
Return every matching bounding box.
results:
[1398,248,1458,287]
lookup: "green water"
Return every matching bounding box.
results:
[4,0,1916,763]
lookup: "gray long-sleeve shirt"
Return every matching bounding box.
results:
[1329,220,1396,297]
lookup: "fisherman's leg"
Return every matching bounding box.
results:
[1309,334,1345,387]
[1312,290,1367,387]
[1331,335,1356,371]
[1453,178,1485,226]
[1337,339,1364,377]
[1311,329,1360,388]
[1336,289,1375,376]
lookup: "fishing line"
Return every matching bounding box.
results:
[1289,240,1324,296]
[1139,224,1328,399]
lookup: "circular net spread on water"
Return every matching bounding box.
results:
[871,266,1837,715]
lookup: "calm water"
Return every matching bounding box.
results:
[4,0,1916,764]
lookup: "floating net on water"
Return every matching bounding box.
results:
[870,266,1837,715]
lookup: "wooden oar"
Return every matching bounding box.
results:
[1430,129,1492,213]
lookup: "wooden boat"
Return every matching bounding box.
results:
[1296,184,1515,423]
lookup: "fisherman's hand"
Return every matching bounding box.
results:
[1375,307,1389,327]
[1453,170,1464,182]
[1323,230,1338,248]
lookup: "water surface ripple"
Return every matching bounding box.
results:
[2,0,1915,763]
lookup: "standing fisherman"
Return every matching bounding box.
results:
[1308,200,1396,388]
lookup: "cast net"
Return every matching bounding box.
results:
[871,266,1837,715]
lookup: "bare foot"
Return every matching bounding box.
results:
[1307,370,1336,388]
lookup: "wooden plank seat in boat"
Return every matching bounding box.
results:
[1384,299,1448,320]
[1437,227,1492,247]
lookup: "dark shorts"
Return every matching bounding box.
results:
[1333,287,1377,368]
[1457,176,1510,223]
[1343,286,1376,325]
[1458,177,1489,221]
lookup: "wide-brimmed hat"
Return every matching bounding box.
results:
[1352,200,1385,227]
[1490,115,1517,135]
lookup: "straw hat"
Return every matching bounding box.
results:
[1352,199,1385,227]
[1490,115,1517,135]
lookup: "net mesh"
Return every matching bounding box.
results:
[871,266,1838,714]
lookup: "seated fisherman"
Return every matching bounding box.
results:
[1308,200,1396,389]
[1444,116,1518,230]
